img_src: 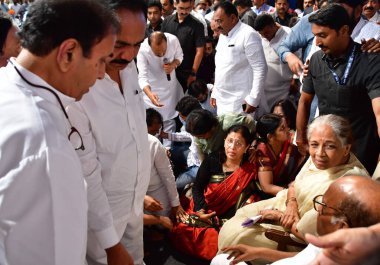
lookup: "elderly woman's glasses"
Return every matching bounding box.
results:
[313,195,342,215]
[11,61,85,151]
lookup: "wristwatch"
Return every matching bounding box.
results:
[190,71,196,76]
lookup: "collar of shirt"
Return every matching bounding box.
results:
[226,20,242,38]
[269,26,285,46]
[148,19,163,30]
[273,11,292,21]
[8,58,76,108]
[370,12,380,22]
[322,39,357,69]
[239,8,251,19]
[174,13,192,23]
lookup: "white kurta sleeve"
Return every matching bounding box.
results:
[172,35,184,64]
[137,45,151,90]
[66,103,118,250]
[168,131,192,142]
[151,138,180,207]
[244,31,268,107]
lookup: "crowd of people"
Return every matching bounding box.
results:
[0,0,380,264]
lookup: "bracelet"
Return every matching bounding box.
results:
[285,197,297,206]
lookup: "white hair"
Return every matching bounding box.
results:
[307,114,353,146]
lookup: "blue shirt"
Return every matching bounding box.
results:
[276,12,315,63]
[251,3,275,15]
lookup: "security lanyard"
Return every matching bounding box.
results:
[327,44,357,86]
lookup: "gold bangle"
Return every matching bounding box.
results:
[285,197,297,206]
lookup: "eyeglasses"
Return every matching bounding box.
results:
[11,61,85,151]
[313,195,342,216]
[225,138,245,149]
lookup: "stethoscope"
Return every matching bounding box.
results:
[10,60,85,150]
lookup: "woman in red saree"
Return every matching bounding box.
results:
[170,125,256,260]
[255,114,305,200]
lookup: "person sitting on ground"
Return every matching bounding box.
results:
[271,99,297,131]
[146,107,164,137]
[212,175,380,265]
[185,109,255,163]
[160,96,203,188]
[170,125,256,260]
[254,114,304,200]
[188,79,216,115]
[0,12,20,67]
[144,109,186,230]
[217,114,369,258]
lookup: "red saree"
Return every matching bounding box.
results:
[257,140,303,189]
[170,162,257,260]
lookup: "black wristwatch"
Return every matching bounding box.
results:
[190,71,196,76]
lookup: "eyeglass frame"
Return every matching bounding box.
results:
[313,194,344,216]
[224,137,246,149]
[11,61,85,151]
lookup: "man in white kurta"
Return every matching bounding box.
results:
[67,60,150,265]
[0,59,88,265]
[211,1,268,117]
[254,15,297,109]
[137,32,184,146]
[66,5,150,265]
[0,0,118,264]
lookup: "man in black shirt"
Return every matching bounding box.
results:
[161,0,205,91]
[145,0,163,38]
[272,0,297,27]
[296,4,380,174]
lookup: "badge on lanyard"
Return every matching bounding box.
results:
[327,44,357,86]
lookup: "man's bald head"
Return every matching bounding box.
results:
[148,32,167,57]
[148,31,167,46]
[317,176,380,236]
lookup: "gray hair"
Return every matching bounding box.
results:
[307,114,353,146]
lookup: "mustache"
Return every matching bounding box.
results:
[110,58,131,65]
[365,6,374,10]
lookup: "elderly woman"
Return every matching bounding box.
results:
[217,114,369,258]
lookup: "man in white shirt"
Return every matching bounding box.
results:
[211,176,380,265]
[253,14,298,110]
[137,31,184,147]
[0,0,118,264]
[362,0,380,23]
[211,1,267,116]
[66,0,150,264]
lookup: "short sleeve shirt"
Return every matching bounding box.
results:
[303,41,380,172]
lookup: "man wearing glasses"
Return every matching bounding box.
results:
[0,0,118,264]
[211,175,380,265]
[67,0,150,264]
